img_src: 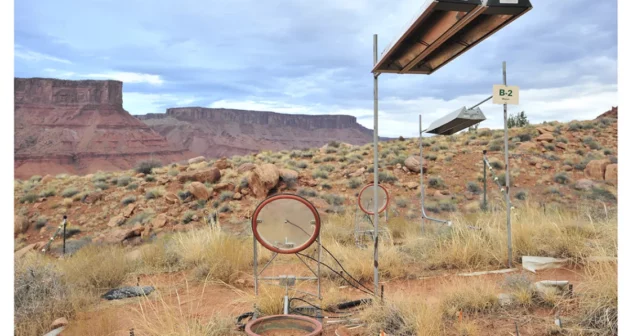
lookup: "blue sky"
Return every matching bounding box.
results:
[14,0,617,137]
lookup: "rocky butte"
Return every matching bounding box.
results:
[14,77,194,179]
[136,107,385,159]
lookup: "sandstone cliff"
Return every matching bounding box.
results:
[137,107,383,159]
[14,78,194,179]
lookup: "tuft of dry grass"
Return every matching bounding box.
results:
[579,261,617,335]
[60,244,130,293]
[361,294,444,336]
[439,277,499,317]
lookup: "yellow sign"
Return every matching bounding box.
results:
[492,85,520,105]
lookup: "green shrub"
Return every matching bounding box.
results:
[554,172,570,185]
[219,204,232,213]
[489,160,503,170]
[515,191,527,200]
[127,183,139,190]
[319,165,335,172]
[121,195,137,206]
[297,188,317,198]
[61,188,79,198]
[321,194,345,206]
[35,217,48,229]
[168,169,179,176]
[323,156,336,162]
[94,182,109,190]
[312,170,328,179]
[182,211,196,224]
[117,176,132,187]
[328,141,341,148]
[348,179,360,189]
[396,198,408,208]
[136,160,162,175]
[219,191,234,201]
[428,177,445,189]
[20,193,38,204]
[145,175,156,182]
[39,189,56,197]
[379,172,398,183]
[321,183,332,190]
[145,188,163,200]
[466,182,481,194]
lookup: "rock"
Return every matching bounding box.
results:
[14,215,29,236]
[535,133,555,142]
[310,198,330,211]
[135,173,145,178]
[605,164,617,184]
[561,165,573,171]
[177,167,221,184]
[402,166,409,173]
[464,191,475,200]
[215,158,232,170]
[247,164,280,198]
[404,155,427,173]
[107,214,126,227]
[241,188,250,195]
[396,163,402,169]
[50,317,69,330]
[102,286,155,300]
[41,174,54,184]
[584,159,611,180]
[532,280,570,296]
[349,167,366,177]
[82,191,103,204]
[536,127,550,134]
[405,182,419,190]
[103,227,139,244]
[498,293,515,307]
[279,168,299,180]
[152,214,168,229]
[233,192,242,200]
[237,162,256,174]
[164,193,180,204]
[518,141,537,151]
[212,182,235,192]
[188,156,206,165]
[15,242,46,259]
[188,182,210,200]
[433,190,449,199]
[555,142,567,150]
[121,203,137,218]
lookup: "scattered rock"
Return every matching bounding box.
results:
[121,203,137,218]
[310,198,330,211]
[464,191,475,200]
[102,286,155,300]
[605,164,617,185]
[50,317,69,330]
[233,192,242,200]
[213,182,235,192]
[215,158,232,170]
[405,182,419,190]
[555,142,567,150]
[188,156,206,165]
[532,280,571,296]
[15,242,46,259]
[237,162,256,174]
[152,214,168,229]
[247,164,280,199]
[188,182,210,200]
[177,167,221,184]
[404,156,427,173]
[103,227,140,244]
[535,133,555,142]
[279,168,299,180]
[241,188,250,195]
[14,215,29,236]
[82,191,103,204]
[349,167,366,177]
[164,193,180,204]
[135,173,145,178]
[41,175,54,184]
[518,142,537,151]
[561,165,573,171]
[584,159,611,180]
[107,214,126,227]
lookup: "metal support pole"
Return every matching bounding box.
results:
[372,33,380,298]
[317,234,321,300]
[253,236,258,295]
[62,216,67,256]
[419,115,425,234]
[483,150,487,211]
[502,61,513,268]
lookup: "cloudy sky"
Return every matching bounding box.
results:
[14,0,617,137]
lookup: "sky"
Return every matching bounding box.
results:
[14,0,617,138]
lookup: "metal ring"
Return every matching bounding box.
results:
[357,183,390,215]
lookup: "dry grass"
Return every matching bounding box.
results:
[323,240,409,283]
[170,227,255,283]
[439,277,499,317]
[361,294,444,336]
[133,281,243,336]
[61,309,121,336]
[60,244,130,293]
[579,261,618,335]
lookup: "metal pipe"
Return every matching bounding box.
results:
[372,33,380,297]
[259,276,319,281]
[419,115,452,226]
[253,236,258,295]
[469,95,493,110]
[62,216,67,256]
[317,233,322,300]
[483,150,487,211]
[502,61,513,268]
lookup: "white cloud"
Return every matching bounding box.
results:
[14,45,72,64]
[82,72,164,85]
[208,82,617,138]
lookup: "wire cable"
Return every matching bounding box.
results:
[295,252,376,297]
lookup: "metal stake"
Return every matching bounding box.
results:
[483,150,487,211]
[419,115,425,234]
[372,33,380,297]
[502,61,513,268]
[62,216,67,256]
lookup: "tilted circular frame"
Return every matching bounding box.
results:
[251,193,322,254]
[357,183,390,215]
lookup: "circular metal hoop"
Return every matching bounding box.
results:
[251,193,321,254]
[357,183,390,215]
[245,314,323,336]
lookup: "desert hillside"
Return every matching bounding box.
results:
[14,109,618,336]
[136,107,386,159]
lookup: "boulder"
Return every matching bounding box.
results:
[404,155,427,173]
[164,193,180,205]
[82,191,103,204]
[188,156,206,165]
[15,242,46,259]
[214,158,232,170]
[177,168,221,184]
[103,227,140,244]
[121,203,137,218]
[561,165,573,172]
[107,214,126,227]
[605,164,617,184]
[151,214,168,229]
[535,133,555,142]
[41,175,54,184]
[279,168,299,181]
[233,192,243,200]
[237,163,256,174]
[555,142,567,150]
[212,182,235,192]
[584,159,611,180]
[188,182,210,200]
[574,179,596,191]
[518,142,537,151]
[405,182,419,190]
[14,215,29,236]
[310,198,330,211]
[247,164,280,198]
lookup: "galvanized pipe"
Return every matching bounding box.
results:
[372,33,380,297]
[502,61,513,268]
